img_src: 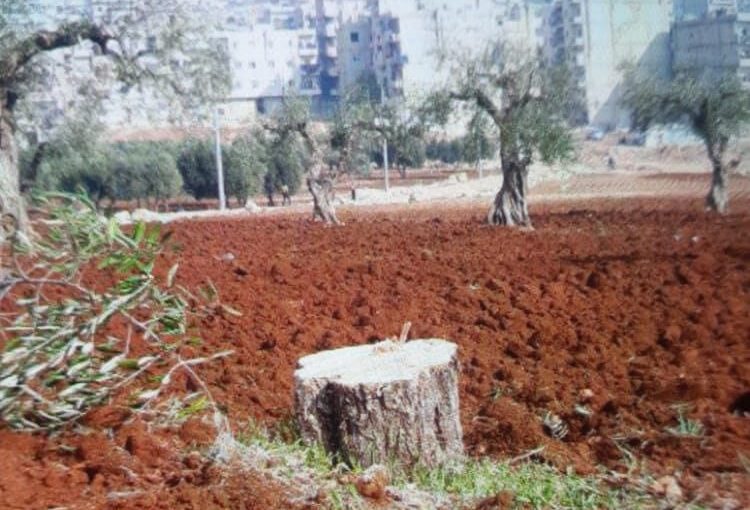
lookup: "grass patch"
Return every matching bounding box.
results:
[236,421,703,509]
[665,405,704,437]
[391,458,652,509]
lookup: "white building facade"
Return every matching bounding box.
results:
[544,0,673,129]
[672,3,750,86]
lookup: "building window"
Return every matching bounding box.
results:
[350,32,359,43]
[510,4,521,21]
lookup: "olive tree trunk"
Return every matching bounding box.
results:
[488,157,531,228]
[0,102,28,245]
[308,169,340,225]
[706,160,729,214]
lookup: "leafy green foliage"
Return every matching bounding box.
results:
[225,132,267,206]
[262,97,313,196]
[25,117,184,208]
[462,112,496,164]
[330,87,378,177]
[623,69,750,161]
[623,68,750,212]
[0,193,230,431]
[31,113,114,206]
[111,142,183,206]
[442,42,574,168]
[426,139,464,164]
[177,139,220,201]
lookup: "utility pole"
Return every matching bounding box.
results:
[213,106,227,210]
[381,83,390,193]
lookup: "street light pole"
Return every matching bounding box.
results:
[381,84,389,193]
[213,106,227,210]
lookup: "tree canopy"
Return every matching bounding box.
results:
[623,68,750,213]
[438,42,574,226]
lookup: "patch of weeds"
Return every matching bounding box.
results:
[176,395,209,421]
[328,484,363,510]
[665,406,704,437]
[238,421,338,477]
[489,385,504,401]
[390,457,653,509]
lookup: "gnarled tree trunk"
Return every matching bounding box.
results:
[706,160,729,214]
[488,155,531,228]
[299,128,340,225]
[308,169,340,225]
[0,100,28,245]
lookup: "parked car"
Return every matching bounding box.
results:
[619,130,646,146]
[585,127,605,141]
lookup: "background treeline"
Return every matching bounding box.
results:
[20,114,497,211]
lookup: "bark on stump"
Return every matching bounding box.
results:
[294,339,463,468]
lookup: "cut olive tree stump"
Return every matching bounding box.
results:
[294,339,463,468]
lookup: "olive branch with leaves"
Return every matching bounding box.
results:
[0,193,232,432]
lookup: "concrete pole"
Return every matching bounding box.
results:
[213,106,227,210]
[381,83,390,193]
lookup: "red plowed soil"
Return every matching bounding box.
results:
[2,197,749,508]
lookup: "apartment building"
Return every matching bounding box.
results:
[370,0,547,95]
[544,0,673,129]
[674,0,738,21]
[672,2,750,85]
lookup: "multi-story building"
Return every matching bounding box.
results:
[541,0,565,67]
[369,11,404,98]
[674,0,738,21]
[545,0,673,129]
[217,23,322,120]
[371,0,548,96]
[672,3,750,86]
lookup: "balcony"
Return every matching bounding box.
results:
[325,43,337,58]
[299,43,318,58]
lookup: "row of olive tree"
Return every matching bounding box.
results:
[21,114,272,210]
[426,42,750,227]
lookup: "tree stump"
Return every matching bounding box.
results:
[294,339,463,468]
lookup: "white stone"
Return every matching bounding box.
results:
[113,211,132,224]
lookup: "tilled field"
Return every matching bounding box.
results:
[1,196,749,508]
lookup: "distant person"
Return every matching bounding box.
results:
[607,154,616,170]
[281,184,291,206]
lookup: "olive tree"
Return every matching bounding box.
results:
[462,112,496,176]
[260,97,338,221]
[0,0,227,243]
[226,131,267,207]
[439,43,574,228]
[177,139,221,201]
[330,87,378,182]
[623,70,750,214]
[33,112,115,208]
[378,101,429,178]
[112,143,182,210]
